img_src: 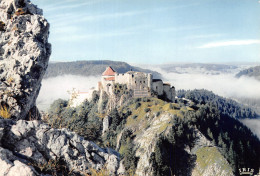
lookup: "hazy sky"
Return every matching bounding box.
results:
[33,0,260,64]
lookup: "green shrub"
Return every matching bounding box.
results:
[92,91,100,103]
[48,99,68,115]
[109,108,122,131]
[135,102,141,109]
[47,98,103,143]
[142,97,148,102]
[174,106,180,110]
[144,108,150,113]
[119,131,139,173]
[0,21,5,31]
[134,98,141,103]
[29,158,71,175]
[132,115,138,119]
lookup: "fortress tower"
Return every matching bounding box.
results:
[101,66,116,94]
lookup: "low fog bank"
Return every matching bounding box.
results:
[240,119,260,139]
[37,75,100,111]
[141,66,260,100]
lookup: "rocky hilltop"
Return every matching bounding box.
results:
[47,90,260,175]
[0,0,51,120]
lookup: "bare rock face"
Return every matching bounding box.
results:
[0,0,51,120]
[0,119,121,175]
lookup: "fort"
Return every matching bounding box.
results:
[69,66,176,107]
[100,66,175,100]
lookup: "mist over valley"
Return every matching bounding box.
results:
[37,61,260,138]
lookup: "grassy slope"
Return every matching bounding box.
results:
[192,147,233,176]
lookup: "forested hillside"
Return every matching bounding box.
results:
[177,89,258,119]
[44,60,161,78]
[236,65,260,81]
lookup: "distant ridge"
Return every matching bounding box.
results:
[44,60,161,79]
[236,65,260,81]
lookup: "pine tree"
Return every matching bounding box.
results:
[207,128,213,139]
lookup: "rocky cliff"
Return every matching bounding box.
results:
[0,0,51,120]
[0,1,122,175]
[0,119,121,175]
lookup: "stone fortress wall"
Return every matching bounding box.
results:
[101,67,176,102]
[115,72,152,90]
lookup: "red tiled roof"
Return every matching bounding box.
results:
[102,66,116,76]
[104,77,115,81]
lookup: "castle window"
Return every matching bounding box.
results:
[140,81,142,83]
[135,81,136,83]
[132,75,134,78]
[143,81,145,83]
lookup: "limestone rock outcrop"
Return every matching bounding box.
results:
[0,0,51,120]
[0,1,122,175]
[0,119,121,175]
